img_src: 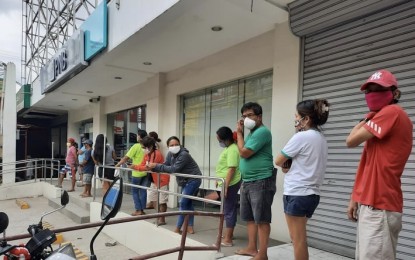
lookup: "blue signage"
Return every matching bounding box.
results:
[81,1,108,61]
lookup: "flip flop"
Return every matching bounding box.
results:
[234,249,257,257]
[221,241,233,247]
[67,189,75,192]
[157,222,167,226]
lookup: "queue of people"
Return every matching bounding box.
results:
[55,69,411,260]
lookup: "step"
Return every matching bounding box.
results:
[66,192,92,211]
[48,197,90,224]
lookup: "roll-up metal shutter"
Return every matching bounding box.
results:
[288,0,411,36]
[299,1,415,259]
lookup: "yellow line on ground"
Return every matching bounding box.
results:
[15,199,30,209]
[60,241,88,260]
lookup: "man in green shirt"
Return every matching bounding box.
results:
[235,102,276,259]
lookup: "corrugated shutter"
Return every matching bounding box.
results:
[288,0,411,36]
[300,1,415,259]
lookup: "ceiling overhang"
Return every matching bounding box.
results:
[30,0,291,113]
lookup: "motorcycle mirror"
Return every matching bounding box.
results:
[101,177,123,220]
[61,190,69,206]
[0,212,9,233]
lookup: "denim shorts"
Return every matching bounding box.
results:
[240,173,276,224]
[283,194,320,218]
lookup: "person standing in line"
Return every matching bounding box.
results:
[79,139,94,198]
[346,69,413,260]
[115,130,148,216]
[275,99,330,260]
[56,137,78,192]
[93,134,117,195]
[77,137,86,187]
[149,131,162,149]
[234,102,276,260]
[147,136,202,234]
[146,131,162,210]
[131,136,170,225]
[215,126,241,247]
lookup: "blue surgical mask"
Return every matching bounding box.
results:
[219,141,226,148]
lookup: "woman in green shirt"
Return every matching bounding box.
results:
[116,130,148,216]
[216,126,241,247]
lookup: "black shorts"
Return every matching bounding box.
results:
[98,166,115,180]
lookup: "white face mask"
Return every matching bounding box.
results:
[244,117,256,130]
[169,146,181,154]
[144,148,150,154]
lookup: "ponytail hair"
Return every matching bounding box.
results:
[216,126,234,143]
[148,131,161,143]
[297,99,330,130]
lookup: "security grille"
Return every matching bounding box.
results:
[293,1,415,258]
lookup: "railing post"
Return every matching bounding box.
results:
[34,159,37,182]
[178,214,189,260]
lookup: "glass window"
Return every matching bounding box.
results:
[110,105,146,159]
[182,71,272,189]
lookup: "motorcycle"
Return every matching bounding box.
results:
[0,178,123,260]
[0,190,76,259]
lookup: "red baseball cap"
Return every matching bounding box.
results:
[360,69,398,91]
[68,138,75,143]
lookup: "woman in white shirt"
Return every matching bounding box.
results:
[275,99,330,260]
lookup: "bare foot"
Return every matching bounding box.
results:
[234,248,258,257]
[173,228,182,234]
[250,254,268,260]
[187,227,195,234]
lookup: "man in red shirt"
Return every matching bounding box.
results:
[346,69,413,259]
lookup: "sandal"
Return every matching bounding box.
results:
[221,241,233,247]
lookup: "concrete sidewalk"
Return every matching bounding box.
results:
[0,179,353,259]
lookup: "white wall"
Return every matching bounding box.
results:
[107,0,179,50]
[0,181,61,200]
[30,78,44,105]
[161,30,276,141]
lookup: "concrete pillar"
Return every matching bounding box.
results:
[2,62,17,184]
[271,21,300,242]
[92,97,107,140]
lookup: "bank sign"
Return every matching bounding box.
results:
[40,30,88,94]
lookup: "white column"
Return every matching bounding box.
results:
[92,97,107,139]
[271,21,300,242]
[2,62,17,184]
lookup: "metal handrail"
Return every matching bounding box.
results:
[0,158,61,185]
[93,165,226,212]
[4,211,224,260]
